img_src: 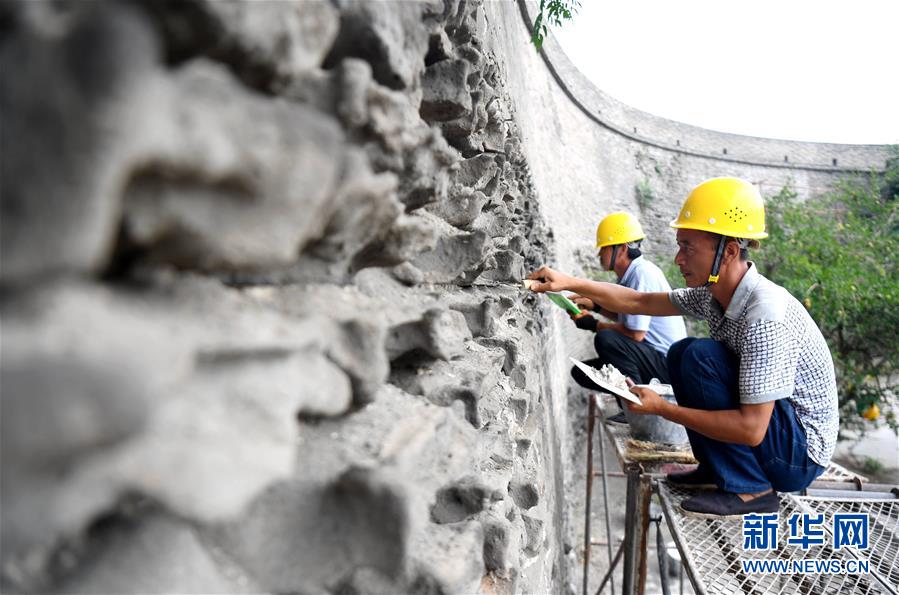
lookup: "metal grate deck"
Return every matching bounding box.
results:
[658,482,899,595]
[818,463,870,483]
[792,494,899,589]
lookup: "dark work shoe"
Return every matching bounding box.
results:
[666,467,717,490]
[607,411,628,424]
[680,489,779,519]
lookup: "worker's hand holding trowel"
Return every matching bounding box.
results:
[525,265,576,293]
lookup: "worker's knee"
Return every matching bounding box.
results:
[666,337,696,371]
[670,339,740,408]
[678,339,734,375]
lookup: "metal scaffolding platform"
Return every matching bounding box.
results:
[585,393,899,595]
[658,477,899,595]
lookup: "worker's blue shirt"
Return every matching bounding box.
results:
[617,256,687,355]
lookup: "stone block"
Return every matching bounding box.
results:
[425,29,454,66]
[448,295,512,338]
[325,317,390,407]
[386,308,472,362]
[148,0,341,88]
[479,249,525,283]
[303,148,403,266]
[0,2,160,282]
[391,262,426,286]
[123,60,348,272]
[212,467,418,593]
[0,358,149,471]
[430,476,503,524]
[420,59,472,121]
[412,229,490,285]
[520,514,545,557]
[482,516,521,578]
[454,153,501,190]
[349,214,438,273]
[390,343,505,427]
[53,510,256,595]
[326,0,439,90]
[508,480,539,510]
[431,188,488,229]
[410,522,484,595]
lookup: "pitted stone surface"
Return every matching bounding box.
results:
[146,0,341,88]
[387,308,472,362]
[421,58,473,121]
[411,522,485,595]
[483,514,522,579]
[123,59,352,271]
[0,2,555,592]
[430,476,503,524]
[209,468,417,594]
[325,0,442,91]
[52,509,258,595]
[0,2,161,282]
[0,279,388,560]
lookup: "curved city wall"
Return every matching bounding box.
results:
[0,1,889,594]
[493,1,891,276]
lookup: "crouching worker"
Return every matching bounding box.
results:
[527,177,838,518]
[569,212,686,423]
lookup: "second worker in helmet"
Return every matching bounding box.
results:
[568,212,687,424]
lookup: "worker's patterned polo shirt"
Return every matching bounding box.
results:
[669,263,839,467]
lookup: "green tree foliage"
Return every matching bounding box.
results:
[759,155,899,436]
[530,0,581,51]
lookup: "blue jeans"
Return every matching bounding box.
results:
[667,338,825,493]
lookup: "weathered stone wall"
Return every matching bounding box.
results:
[1,1,570,593]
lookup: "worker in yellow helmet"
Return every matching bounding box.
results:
[527,178,838,519]
[568,212,686,424]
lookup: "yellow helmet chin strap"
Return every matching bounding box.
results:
[706,237,751,285]
[607,240,641,273]
[706,236,727,286]
[607,244,619,272]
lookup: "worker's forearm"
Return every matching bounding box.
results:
[658,401,763,446]
[597,321,643,341]
[595,306,617,320]
[569,279,643,314]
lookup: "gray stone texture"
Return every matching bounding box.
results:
[1,0,558,592]
[1,0,889,594]
[0,1,161,282]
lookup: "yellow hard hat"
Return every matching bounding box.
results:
[670,177,767,240]
[595,212,645,249]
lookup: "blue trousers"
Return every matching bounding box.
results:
[667,338,824,493]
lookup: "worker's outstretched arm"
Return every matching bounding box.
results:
[527,265,680,317]
[629,384,775,447]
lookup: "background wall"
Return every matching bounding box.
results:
[492,1,890,273]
